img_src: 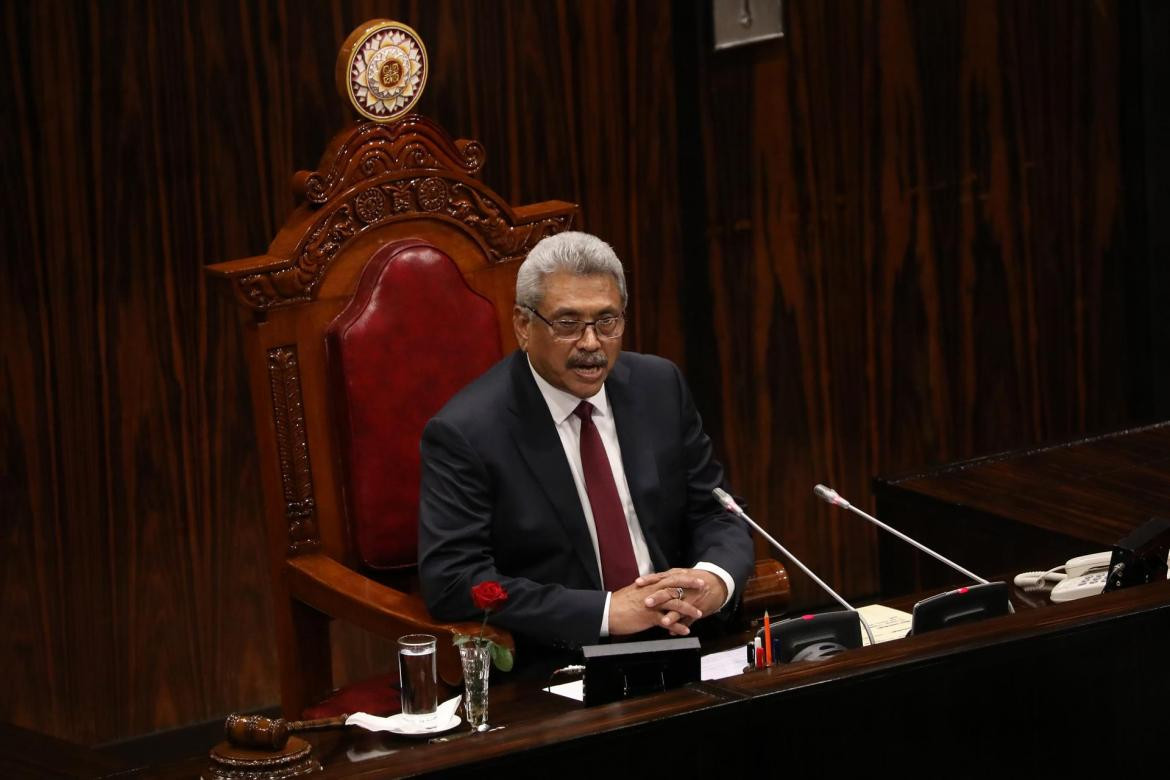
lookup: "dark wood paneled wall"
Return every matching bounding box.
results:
[0,0,682,745]
[646,0,1162,608]
[0,0,1161,746]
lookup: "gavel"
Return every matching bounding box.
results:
[224,713,348,750]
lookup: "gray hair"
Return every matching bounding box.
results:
[515,232,628,310]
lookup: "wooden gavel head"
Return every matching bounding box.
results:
[224,713,291,751]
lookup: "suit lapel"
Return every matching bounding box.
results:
[505,352,603,589]
[606,356,668,571]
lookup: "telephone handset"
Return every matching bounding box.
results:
[1013,552,1112,602]
[1015,550,1170,603]
[1064,551,1113,577]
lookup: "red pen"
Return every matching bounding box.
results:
[754,637,763,668]
[764,610,773,666]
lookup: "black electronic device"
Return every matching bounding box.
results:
[757,610,863,663]
[909,581,1012,635]
[1104,517,1170,592]
[581,637,701,707]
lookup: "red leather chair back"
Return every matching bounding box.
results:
[326,239,502,569]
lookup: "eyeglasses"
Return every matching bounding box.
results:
[524,305,626,341]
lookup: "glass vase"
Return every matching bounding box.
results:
[459,641,491,730]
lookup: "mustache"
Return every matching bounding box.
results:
[567,351,607,369]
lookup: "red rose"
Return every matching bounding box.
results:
[470,581,508,612]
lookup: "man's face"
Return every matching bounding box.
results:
[514,271,624,399]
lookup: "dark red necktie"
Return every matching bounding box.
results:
[574,401,639,591]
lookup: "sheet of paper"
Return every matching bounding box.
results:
[857,603,912,645]
[701,645,749,680]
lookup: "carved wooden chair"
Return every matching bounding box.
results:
[207,20,787,720]
[207,112,572,715]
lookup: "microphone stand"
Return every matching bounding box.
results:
[713,488,876,646]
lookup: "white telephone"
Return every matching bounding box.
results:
[1062,551,1115,578]
[1015,551,1170,603]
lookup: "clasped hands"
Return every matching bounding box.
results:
[608,568,727,637]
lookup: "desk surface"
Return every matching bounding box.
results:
[15,423,1170,777]
[872,420,1170,594]
[129,578,1170,777]
[876,420,1170,545]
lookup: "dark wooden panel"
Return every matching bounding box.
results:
[0,0,680,744]
[0,0,285,744]
[879,421,1170,544]
[1,0,1160,746]
[0,723,130,779]
[652,0,1147,608]
[873,420,1170,595]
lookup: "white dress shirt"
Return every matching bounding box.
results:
[527,358,734,636]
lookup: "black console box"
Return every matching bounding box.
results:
[581,637,701,707]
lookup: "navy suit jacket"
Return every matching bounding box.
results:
[418,349,753,651]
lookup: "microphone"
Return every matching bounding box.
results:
[813,484,988,585]
[713,488,875,647]
[813,483,1014,632]
[814,481,987,584]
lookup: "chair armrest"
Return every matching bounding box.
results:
[285,554,513,685]
[741,558,791,616]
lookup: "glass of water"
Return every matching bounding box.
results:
[397,634,438,727]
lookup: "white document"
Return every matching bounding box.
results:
[701,645,750,680]
[857,603,912,645]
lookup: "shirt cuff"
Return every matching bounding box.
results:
[599,591,612,637]
[694,561,735,610]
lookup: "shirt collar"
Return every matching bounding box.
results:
[526,355,610,425]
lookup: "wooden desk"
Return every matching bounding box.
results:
[128,580,1170,776]
[18,424,1170,776]
[873,421,1170,594]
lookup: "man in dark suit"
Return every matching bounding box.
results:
[418,232,753,657]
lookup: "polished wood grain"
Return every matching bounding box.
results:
[874,421,1170,593]
[883,421,1170,543]
[2,0,1162,746]
[11,435,1170,774]
[116,579,1170,777]
[0,0,682,744]
[649,1,1157,608]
